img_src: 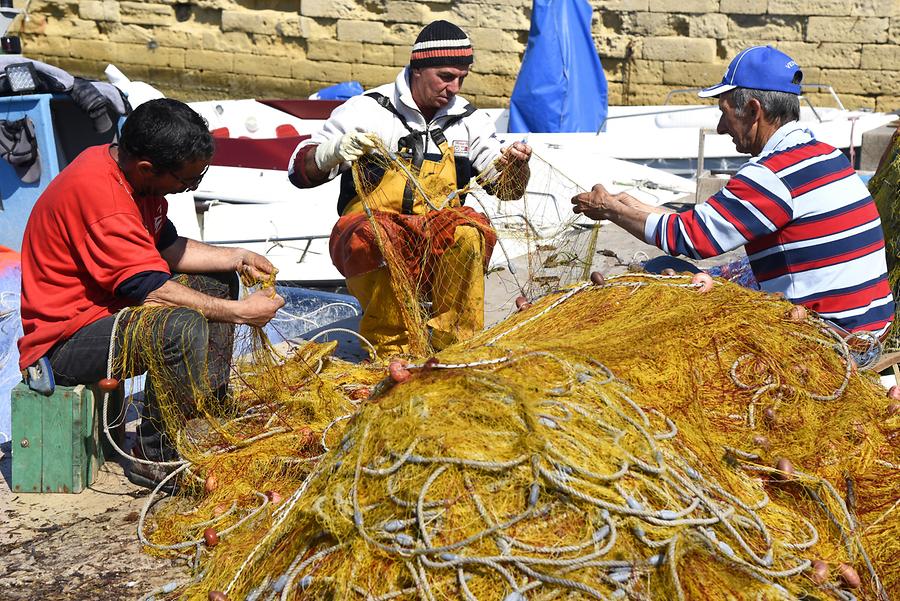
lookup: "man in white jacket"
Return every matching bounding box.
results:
[289,20,531,357]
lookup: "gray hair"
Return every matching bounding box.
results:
[729,88,800,127]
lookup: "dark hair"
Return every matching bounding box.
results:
[730,88,800,126]
[119,98,214,172]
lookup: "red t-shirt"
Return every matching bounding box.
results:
[18,145,171,369]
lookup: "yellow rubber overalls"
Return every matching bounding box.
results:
[332,93,488,358]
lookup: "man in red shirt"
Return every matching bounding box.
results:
[18,98,285,488]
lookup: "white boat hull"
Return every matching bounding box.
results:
[177,137,695,285]
[170,95,895,286]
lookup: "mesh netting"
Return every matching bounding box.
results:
[127,275,899,601]
[115,136,900,601]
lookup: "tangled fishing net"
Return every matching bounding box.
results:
[122,273,900,601]
[108,132,900,601]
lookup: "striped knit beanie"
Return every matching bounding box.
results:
[409,20,474,69]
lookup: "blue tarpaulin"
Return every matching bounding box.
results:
[508,0,608,133]
[312,81,364,101]
[0,260,21,443]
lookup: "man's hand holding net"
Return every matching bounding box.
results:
[315,131,378,171]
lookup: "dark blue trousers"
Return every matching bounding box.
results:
[47,272,238,455]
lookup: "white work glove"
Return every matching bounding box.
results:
[314,131,376,171]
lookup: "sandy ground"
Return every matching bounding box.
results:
[0,449,187,600]
[0,219,744,601]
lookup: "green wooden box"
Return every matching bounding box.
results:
[11,382,105,493]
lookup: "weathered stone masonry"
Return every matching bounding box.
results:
[9,0,900,110]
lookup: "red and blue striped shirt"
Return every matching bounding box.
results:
[644,122,894,336]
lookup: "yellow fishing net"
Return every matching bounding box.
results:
[115,134,899,601]
[127,275,899,601]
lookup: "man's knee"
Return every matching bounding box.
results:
[160,307,210,355]
[454,225,482,246]
[451,226,484,259]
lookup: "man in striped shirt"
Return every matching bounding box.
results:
[572,46,894,337]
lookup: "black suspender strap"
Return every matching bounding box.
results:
[365,92,415,134]
[366,92,422,214]
[430,104,477,146]
[364,93,478,213]
[366,91,477,144]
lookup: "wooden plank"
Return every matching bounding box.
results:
[11,384,43,493]
[871,351,900,374]
[43,387,75,493]
[11,384,105,494]
[72,385,87,493]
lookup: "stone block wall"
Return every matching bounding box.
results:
[9,0,900,110]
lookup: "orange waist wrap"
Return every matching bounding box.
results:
[329,206,497,281]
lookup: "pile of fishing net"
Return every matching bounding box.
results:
[134,274,900,601]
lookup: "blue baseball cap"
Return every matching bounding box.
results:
[699,46,802,98]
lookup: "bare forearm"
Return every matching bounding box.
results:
[301,145,330,186]
[143,280,243,323]
[607,204,651,241]
[571,184,654,242]
[162,237,251,275]
[621,194,672,215]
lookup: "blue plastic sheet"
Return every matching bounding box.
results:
[262,286,360,345]
[313,81,364,101]
[0,262,21,443]
[508,0,608,133]
[233,286,361,357]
